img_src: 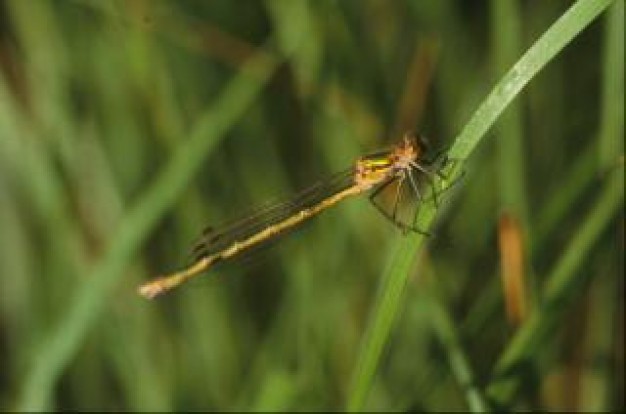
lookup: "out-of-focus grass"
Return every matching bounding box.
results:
[487,165,623,406]
[0,0,622,411]
[18,42,280,412]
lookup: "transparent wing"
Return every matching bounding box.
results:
[189,167,356,263]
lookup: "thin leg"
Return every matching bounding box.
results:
[410,160,434,176]
[422,148,446,166]
[404,222,433,237]
[409,160,441,206]
[408,154,469,206]
[370,178,416,232]
[421,150,455,183]
[369,178,399,227]
[434,157,466,194]
[406,168,422,202]
[391,172,405,222]
[434,154,450,180]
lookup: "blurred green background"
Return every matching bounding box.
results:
[0,0,623,411]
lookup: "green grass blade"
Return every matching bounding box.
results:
[346,226,431,411]
[598,0,624,169]
[17,48,279,411]
[424,287,488,412]
[449,0,614,161]
[346,0,614,410]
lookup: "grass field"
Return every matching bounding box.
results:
[0,0,623,411]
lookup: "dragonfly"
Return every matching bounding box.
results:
[138,132,451,299]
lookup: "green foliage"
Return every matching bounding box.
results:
[0,0,621,411]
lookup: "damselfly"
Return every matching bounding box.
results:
[139,132,450,299]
